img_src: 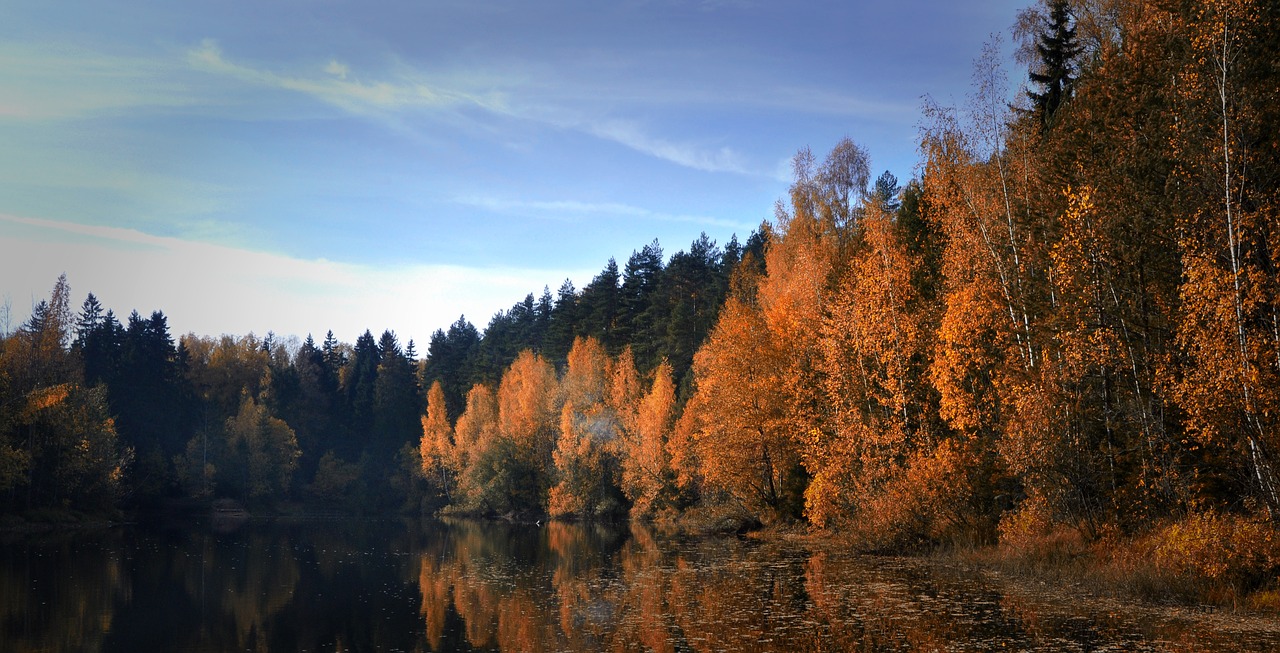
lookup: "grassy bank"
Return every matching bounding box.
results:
[938,512,1280,613]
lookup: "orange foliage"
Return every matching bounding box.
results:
[419,380,454,496]
[549,337,621,518]
[450,383,498,510]
[496,349,559,479]
[685,286,801,517]
[1169,0,1280,515]
[607,346,642,436]
[621,361,677,518]
[810,206,933,528]
[22,383,71,417]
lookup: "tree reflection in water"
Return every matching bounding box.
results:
[2,519,1278,652]
[413,521,1280,652]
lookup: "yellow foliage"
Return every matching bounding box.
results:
[622,361,676,517]
[1151,512,1280,586]
[22,383,71,418]
[420,381,453,476]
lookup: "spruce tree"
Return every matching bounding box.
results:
[1026,0,1081,126]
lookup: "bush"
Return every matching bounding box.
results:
[1149,512,1280,593]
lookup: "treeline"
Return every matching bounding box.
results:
[689,0,1278,558]
[0,227,758,516]
[416,0,1280,559]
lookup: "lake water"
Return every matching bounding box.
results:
[2,517,1277,652]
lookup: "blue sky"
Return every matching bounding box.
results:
[1,0,1025,347]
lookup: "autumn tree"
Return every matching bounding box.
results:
[419,380,454,500]
[682,264,804,519]
[810,203,942,532]
[448,383,499,513]
[216,394,301,504]
[0,277,128,513]
[620,360,677,518]
[607,347,643,436]
[920,40,1060,538]
[496,350,560,503]
[10,384,124,511]
[1170,0,1280,518]
[443,350,562,515]
[549,336,625,518]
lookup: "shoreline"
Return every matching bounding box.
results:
[8,505,1279,618]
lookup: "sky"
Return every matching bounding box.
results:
[0,0,1026,348]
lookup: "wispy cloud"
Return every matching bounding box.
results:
[0,213,589,344]
[0,37,873,178]
[0,42,199,120]
[585,119,753,175]
[185,40,770,177]
[187,39,508,118]
[454,195,753,231]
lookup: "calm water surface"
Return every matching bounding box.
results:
[2,517,1277,652]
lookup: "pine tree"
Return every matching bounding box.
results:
[579,259,623,353]
[345,330,380,444]
[543,280,580,366]
[424,317,480,422]
[872,170,902,214]
[322,330,345,373]
[373,331,422,472]
[1027,0,1082,126]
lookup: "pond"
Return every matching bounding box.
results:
[1,517,1276,651]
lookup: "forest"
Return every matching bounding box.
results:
[2,0,1280,595]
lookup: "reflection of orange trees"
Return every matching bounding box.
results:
[497,591,557,653]
[611,523,677,653]
[0,532,128,653]
[546,521,617,648]
[656,540,839,651]
[417,520,627,652]
[418,520,1280,651]
[416,521,551,650]
[446,523,503,648]
[416,540,451,649]
[804,551,1000,651]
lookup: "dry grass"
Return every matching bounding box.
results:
[951,509,1280,613]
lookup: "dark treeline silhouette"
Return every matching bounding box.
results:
[0,229,762,516]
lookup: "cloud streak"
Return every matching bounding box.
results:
[585,119,753,175]
[186,39,509,118]
[185,40,768,176]
[454,196,754,231]
[1,37,901,178]
[0,42,201,120]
